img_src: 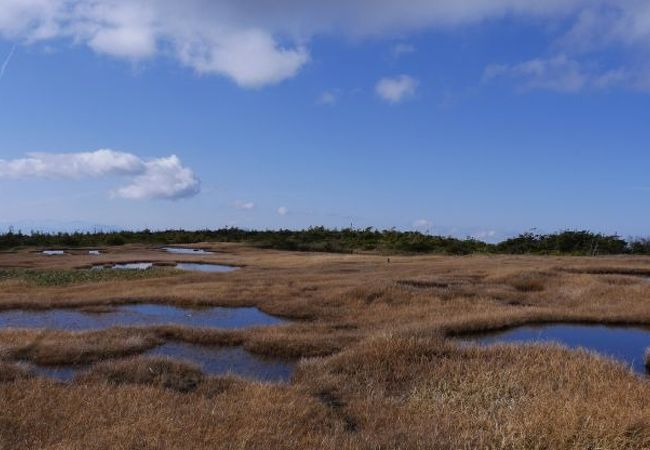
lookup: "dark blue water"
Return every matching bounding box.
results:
[162,247,213,255]
[0,304,285,331]
[469,324,650,374]
[146,343,294,382]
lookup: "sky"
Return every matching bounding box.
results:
[1,0,650,241]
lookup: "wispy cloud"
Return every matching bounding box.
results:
[317,90,339,106]
[0,149,200,200]
[277,206,289,216]
[234,200,256,210]
[483,55,632,93]
[0,45,16,81]
[390,43,415,58]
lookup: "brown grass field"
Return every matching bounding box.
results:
[1,244,650,449]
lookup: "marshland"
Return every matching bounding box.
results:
[5,1,650,447]
[1,230,650,448]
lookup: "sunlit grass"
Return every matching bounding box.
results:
[2,246,650,448]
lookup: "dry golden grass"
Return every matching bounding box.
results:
[77,356,205,392]
[1,244,650,448]
[0,361,31,383]
[0,328,162,365]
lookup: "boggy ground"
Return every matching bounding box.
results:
[1,244,650,449]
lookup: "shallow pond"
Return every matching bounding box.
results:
[175,263,238,273]
[91,262,238,272]
[88,250,101,256]
[466,324,650,375]
[112,262,154,270]
[42,250,65,256]
[162,247,213,255]
[29,344,294,383]
[0,304,285,331]
[146,343,294,382]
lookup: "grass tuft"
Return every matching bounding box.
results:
[77,357,204,393]
[503,271,550,292]
[0,361,31,383]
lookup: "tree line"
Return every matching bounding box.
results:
[0,226,648,256]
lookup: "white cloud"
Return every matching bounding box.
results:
[175,29,309,88]
[376,75,418,103]
[0,0,311,88]
[112,155,200,200]
[0,149,200,200]
[234,200,255,210]
[0,149,144,178]
[277,206,288,216]
[2,1,650,90]
[413,219,432,230]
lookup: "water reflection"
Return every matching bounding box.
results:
[0,304,284,331]
[146,343,294,382]
[163,247,213,255]
[175,263,237,273]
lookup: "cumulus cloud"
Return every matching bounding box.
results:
[234,200,255,210]
[112,155,200,200]
[4,1,650,89]
[175,29,309,88]
[0,0,312,87]
[376,75,418,103]
[277,206,288,216]
[0,149,200,200]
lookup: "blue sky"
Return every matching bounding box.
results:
[1,1,650,241]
